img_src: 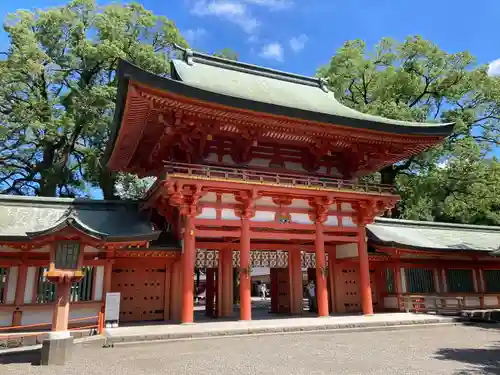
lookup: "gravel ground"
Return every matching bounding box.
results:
[1,324,500,375]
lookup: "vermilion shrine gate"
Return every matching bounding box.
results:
[105,47,453,324]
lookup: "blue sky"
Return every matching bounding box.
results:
[1,0,500,76]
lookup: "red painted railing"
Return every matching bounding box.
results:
[163,161,396,195]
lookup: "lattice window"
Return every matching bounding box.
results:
[55,241,80,269]
[447,269,474,293]
[484,270,500,292]
[70,267,95,301]
[36,266,95,303]
[385,268,395,293]
[406,268,435,293]
[0,268,7,303]
[36,267,56,303]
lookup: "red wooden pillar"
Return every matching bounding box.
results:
[394,261,403,311]
[477,268,485,308]
[205,268,215,317]
[315,221,329,317]
[12,265,28,326]
[170,260,182,321]
[103,260,113,296]
[290,250,303,314]
[222,249,233,316]
[52,282,71,332]
[239,217,251,321]
[358,227,373,315]
[181,215,196,324]
[327,248,336,313]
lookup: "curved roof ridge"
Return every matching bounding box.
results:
[173,44,321,88]
[25,215,103,240]
[373,217,500,232]
[0,194,141,206]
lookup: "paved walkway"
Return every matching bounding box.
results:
[3,324,499,374]
[104,312,456,344]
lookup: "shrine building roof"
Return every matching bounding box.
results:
[105,47,455,175]
[0,195,160,243]
[368,217,500,253]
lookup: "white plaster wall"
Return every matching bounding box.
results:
[336,243,358,259]
[205,153,218,163]
[20,305,101,326]
[84,246,100,254]
[197,207,217,219]
[21,309,52,326]
[434,269,441,293]
[255,196,277,207]
[0,246,21,253]
[291,213,313,224]
[401,269,407,293]
[93,266,105,301]
[384,296,398,309]
[465,297,481,308]
[284,162,306,172]
[341,216,357,227]
[251,211,275,222]
[24,267,36,304]
[221,193,237,203]
[6,266,18,303]
[324,215,338,226]
[221,209,239,220]
[222,155,235,164]
[200,192,217,203]
[472,270,479,292]
[289,199,309,208]
[484,296,499,307]
[69,306,99,323]
[441,269,448,292]
[0,312,13,327]
[248,158,270,167]
[31,245,50,253]
[341,203,353,212]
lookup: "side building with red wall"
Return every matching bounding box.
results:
[0,194,499,328]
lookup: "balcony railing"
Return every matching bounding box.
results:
[163,162,396,195]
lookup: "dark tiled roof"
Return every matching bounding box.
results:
[0,195,161,242]
[368,217,500,253]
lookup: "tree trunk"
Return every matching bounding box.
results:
[99,166,118,200]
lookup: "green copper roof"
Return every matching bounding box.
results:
[0,195,160,242]
[168,46,454,136]
[368,218,500,253]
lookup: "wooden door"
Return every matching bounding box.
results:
[111,261,166,322]
[271,268,291,314]
[336,266,378,313]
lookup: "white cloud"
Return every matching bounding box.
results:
[183,27,207,45]
[289,34,308,53]
[191,1,259,34]
[243,0,293,10]
[259,42,284,62]
[488,58,500,76]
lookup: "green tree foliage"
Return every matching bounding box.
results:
[318,36,500,224]
[213,48,239,61]
[0,0,187,198]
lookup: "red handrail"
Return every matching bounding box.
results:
[162,161,395,194]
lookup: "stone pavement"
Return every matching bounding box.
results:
[2,324,500,374]
[104,312,457,345]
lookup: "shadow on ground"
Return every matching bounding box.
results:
[0,348,41,366]
[435,323,500,374]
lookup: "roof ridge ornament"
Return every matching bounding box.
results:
[318,77,329,93]
[184,48,194,66]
